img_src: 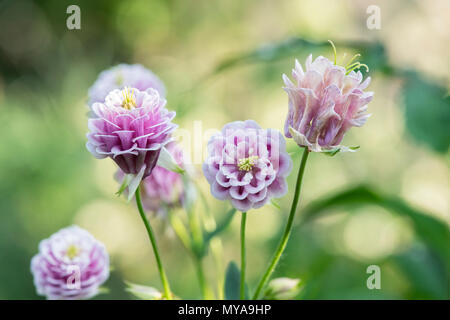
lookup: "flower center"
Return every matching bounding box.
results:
[121,87,136,110]
[238,155,259,171]
[66,245,80,259]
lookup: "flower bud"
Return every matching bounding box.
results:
[125,282,163,300]
[263,277,302,300]
[283,54,373,153]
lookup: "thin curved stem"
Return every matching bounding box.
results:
[240,211,247,300]
[135,186,172,300]
[252,147,309,300]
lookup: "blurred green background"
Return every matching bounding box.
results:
[0,0,448,299]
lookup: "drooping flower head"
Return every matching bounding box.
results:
[31,226,109,300]
[115,142,185,216]
[86,87,177,188]
[88,64,166,105]
[283,48,374,152]
[203,120,292,212]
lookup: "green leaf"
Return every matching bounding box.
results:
[302,185,450,267]
[224,261,241,300]
[206,38,388,78]
[392,245,448,299]
[403,71,450,153]
[204,208,236,243]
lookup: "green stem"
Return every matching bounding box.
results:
[240,211,247,300]
[194,258,210,299]
[135,186,172,300]
[252,147,309,300]
[210,238,225,300]
[169,211,211,299]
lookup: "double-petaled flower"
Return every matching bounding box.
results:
[203,120,292,212]
[30,226,109,300]
[86,87,177,193]
[283,54,374,152]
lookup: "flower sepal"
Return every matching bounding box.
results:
[157,146,185,174]
[289,127,359,155]
[322,145,360,157]
[125,281,163,300]
[116,165,147,201]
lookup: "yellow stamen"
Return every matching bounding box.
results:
[345,53,361,69]
[238,156,259,171]
[345,62,369,75]
[122,87,136,110]
[327,41,369,74]
[66,245,80,259]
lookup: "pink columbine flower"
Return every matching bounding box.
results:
[115,142,185,215]
[30,226,109,300]
[203,120,292,212]
[88,64,166,105]
[86,87,177,190]
[283,55,374,152]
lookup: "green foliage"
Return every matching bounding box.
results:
[224,261,249,300]
[204,208,236,244]
[402,72,450,153]
[224,261,241,300]
[206,38,386,78]
[301,185,450,299]
[302,185,450,264]
[393,245,448,299]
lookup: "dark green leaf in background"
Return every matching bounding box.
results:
[403,72,450,153]
[224,261,241,300]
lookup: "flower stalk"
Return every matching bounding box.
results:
[135,186,172,300]
[252,147,309,300]
[240,211,247,300]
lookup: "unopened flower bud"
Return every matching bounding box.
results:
[263,277,302,300]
